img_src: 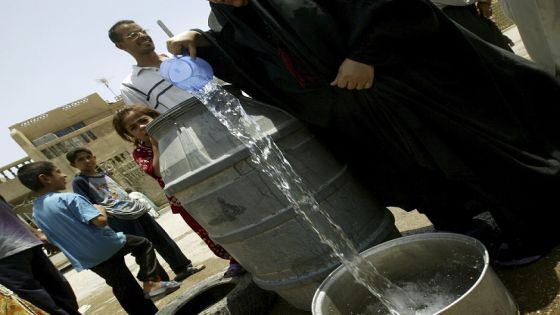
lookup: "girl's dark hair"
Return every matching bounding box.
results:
[17,161,56,192]
[113,105,161,146]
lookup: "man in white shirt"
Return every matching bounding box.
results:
[109,20,194,113]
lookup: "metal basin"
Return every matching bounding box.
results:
[312,233,519,315]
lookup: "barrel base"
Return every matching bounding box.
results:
[157,273,276,315]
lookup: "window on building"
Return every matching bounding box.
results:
[41,122,99,158]
[54,122,86,137]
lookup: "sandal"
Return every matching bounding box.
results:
[144,280,181,300]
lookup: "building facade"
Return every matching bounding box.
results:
[1,93,167,218]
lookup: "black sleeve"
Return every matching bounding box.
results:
[345,0,441,66]
[196,29,248,85]
[197,29,279,104]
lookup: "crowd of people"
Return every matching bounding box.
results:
[1,0,559,314]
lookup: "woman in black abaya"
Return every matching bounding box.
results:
[168,0,560,266]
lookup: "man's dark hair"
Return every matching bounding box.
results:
[108,20,136,43]
[66,147,93,164]
[17,161,56,192]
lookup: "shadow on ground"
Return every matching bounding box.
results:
[498,245,560,314]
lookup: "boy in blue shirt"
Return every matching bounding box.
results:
[66,147,204,282]
[17,161,180,315]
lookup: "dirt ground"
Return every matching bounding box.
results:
[64,207,559,315]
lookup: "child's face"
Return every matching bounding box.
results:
[72,152,97,173]
[40,167,67,191]
[122,111,154,144]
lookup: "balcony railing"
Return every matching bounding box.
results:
[0,157,33,182]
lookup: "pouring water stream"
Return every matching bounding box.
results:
[190,80,427,314]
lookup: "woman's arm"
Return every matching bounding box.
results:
[150,137,162,178]
[332,0,441,89]
[346,0,441,66]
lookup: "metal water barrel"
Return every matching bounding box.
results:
[147,96,396,310]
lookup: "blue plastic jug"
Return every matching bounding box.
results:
[160,56,214,93]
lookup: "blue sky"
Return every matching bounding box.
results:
[0,1,211,166]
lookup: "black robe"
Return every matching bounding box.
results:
[196,0,560,252]
[441,4,513,52]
